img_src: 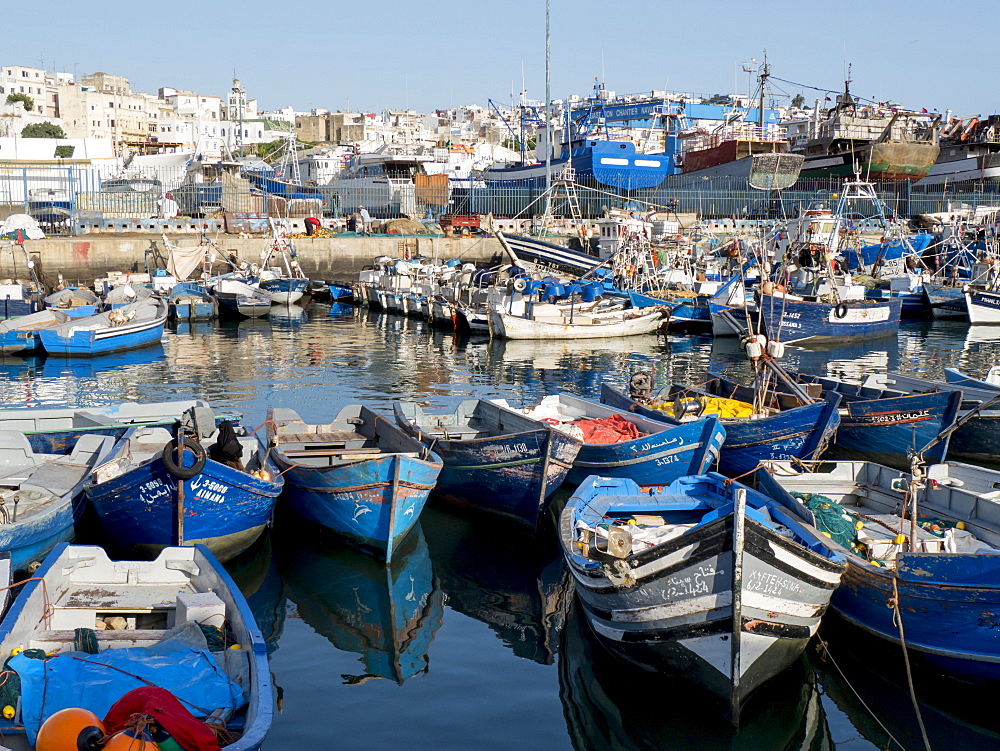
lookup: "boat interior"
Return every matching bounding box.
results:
[394,399,543,441]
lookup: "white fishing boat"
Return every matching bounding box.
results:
[487,301,667,340]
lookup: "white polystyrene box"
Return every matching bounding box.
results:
[176,591,226,629]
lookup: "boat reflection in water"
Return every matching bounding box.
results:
[814,614,1000,748]
[558,601,832,750]
[276,520,443,684]
[422,506,572,665]
[225,531,286,656]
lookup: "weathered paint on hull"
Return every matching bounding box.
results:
[758,293,902,345]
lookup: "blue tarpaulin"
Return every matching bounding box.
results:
[11,645,246,744]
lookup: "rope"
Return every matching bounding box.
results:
[815,639,906,749]
[889,576,932,751]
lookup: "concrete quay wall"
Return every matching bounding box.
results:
[1,235,507,286]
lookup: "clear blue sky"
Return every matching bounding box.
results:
[5,1,991,118]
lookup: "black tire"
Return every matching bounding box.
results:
[162,436,207,479]
[834,302,849,319]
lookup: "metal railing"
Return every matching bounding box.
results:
[2,163,1000,232]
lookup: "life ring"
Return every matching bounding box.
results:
[161,436,207,480]
[834,302,849,319]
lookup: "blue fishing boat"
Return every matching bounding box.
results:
[862,372,1000,465]
[0,309,70,354]
[0,432,115,574]
[25,188,71,225]
[266,406,443,560]
[600,377,841,477]
[943,366,1000,391]
[168,282,218,320]
[0,543,272,750]
[504,393,726,487]
[85,417,281,562]
[922,282,967,319]
[103,282,154,309]
[277,523,443,684]
[737,371,963,471]
[38,298,167,356]
[757,459,1000,682]
[497,232,602,275]
[561,474,845,720]
[757,292,902,345]
[258,277,309,305]
[392,399,582,531]
[44,287,101,318]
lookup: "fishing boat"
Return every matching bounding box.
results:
[756,459,1000,682]
[265,406,443,560]
[757,292,902,345]
[922,281,968,319]
[736,371,963,471]
[277,523,443,684]
[561,474,846,721]
[600,375,841,477]
[488,301,667,340]
[392,399,582,531]
[167,282,218,321]
[0,543,272,749]
[85,414,282,562]
[964,287,1000,324]
[38,298,167,356]
[103,283,154,309]
[0,431,115,573]
[212,279,271,318]
[500,393,726,487]
[44,287,101,318]
[861,372,1000,464]
[0,309,70,354]
[943,366,1000,391]
[25,187,72,225]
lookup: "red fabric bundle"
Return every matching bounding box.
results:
[104,687,221,751]
[573,414,644,444]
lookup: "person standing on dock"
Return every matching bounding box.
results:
[358,205,372,235]
[304,216,321,236]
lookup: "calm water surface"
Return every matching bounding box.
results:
[2,304,999,750]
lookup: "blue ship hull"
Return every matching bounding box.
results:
[38,306,167,356]
[1,504,76,575]
[601,382,841,477]
[85,433,282,562]
[781,373,962,469]
[758,293,902,345]
[482,141,669,190]
[397,420,578,532]
[923,283,967,318]
[864,287,927,317]
[0,300,41,320]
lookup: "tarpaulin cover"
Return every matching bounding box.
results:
[11,646,245,745]
[166,243,207,281]
[572,414,644,444]
[105,687,221,751]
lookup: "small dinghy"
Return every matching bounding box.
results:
[502,393,726,487]
[168,282,218,321]
[44,287,101,317]
[0,431,115,573]
[103,282,154,309]
[393,399,582,531]
[38,298,167,356]
[266,406,443,560]
[0,543,272,749]
[212,280,271,318]
[561,474,846,722]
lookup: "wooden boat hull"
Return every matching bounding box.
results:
[489,306,666,340]
[922,282,967,319]
[562,475,845,719]
[600,383,841,477]
[395,402,580,531]
[0,310,70,354]
[779,373,962,470]
[85,432,281,562]
[758,293,902,344]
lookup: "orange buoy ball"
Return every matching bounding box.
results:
[36,707,105,751]
[103,727,160,750]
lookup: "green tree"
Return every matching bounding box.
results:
[791,93,805,109]
[252,137,315,162]
[5,92,33,110]
[21,122,67,138]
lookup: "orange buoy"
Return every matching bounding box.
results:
[36,708,105,751]
[103,727,161,750]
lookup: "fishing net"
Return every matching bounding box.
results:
[791,492,867,555]
[572,415,644,444]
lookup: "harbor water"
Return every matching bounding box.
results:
[2,303,999,749]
